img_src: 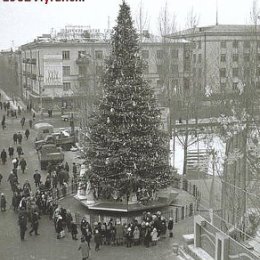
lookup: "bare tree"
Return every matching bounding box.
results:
[135,0,150,42]
[185,7,200,29]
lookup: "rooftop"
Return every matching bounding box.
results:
[166,24,260,39]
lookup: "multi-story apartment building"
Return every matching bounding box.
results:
[18,28,191,118]
[167,24,260,96]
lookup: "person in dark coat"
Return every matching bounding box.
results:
[0,193,7,211]
[17,132,23,145]
[94,229,102,251]
[8,146,14,158]
[20,117,25,128]
[71,221,78,240]
[56,215,64,239]
[1,149,7,165]
[29,209,40,236]
[13,157,19,169]
[33,170,41,187]
[13,133,18,145]
[0,173,2,185]
[17,146,23,158]
[20,158,27,174]
[18,207,28,240]
[29,119,33,129]
[25,129,30,140]
[168,217,174,238]
[125,227,133,248]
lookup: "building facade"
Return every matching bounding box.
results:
[18,30,191,119]
[167,24,260,96]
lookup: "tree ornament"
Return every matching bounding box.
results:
[107,117,111,124]
[110,108,115,113]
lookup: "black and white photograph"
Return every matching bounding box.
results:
[0,0,260,259]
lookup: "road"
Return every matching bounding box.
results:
[0,102,190,260]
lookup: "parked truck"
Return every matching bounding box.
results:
[35,130,76,151]
[38,144,64,170]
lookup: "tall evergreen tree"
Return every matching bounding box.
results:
[84,1,172,201]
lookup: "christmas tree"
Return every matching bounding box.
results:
[84,1,172,201]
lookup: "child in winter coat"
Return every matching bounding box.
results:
[151,228,158,246]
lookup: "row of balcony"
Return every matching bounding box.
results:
[22,58,37,65]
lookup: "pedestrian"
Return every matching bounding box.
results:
[151,228,158,246]
[0,193,7,211]
[12,157,19,169]
[133,226,140,245]
[78,237,90,260]
[72,162,77,180]
[94,229,102,251]
[168,217,174,238]
[8,146,14,158]
[33,113,36,121]
[29,209,40,236]
[17,132,23,145]
[33,170,41,187]
[13,132,18,145]
[65,162,69,172]
[1,115,6,130]
[0,173,2,185]
[19,158,27,174]
[29,119,33,129]
[25,129,30,140]
[17,145,23,158]
[0,149,7,164]
[125,227,133,248]
[71,221,78,240]
[56,215,64,239]
[18,207,28,240]
[20,117,25,128]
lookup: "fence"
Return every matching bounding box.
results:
[53,177,201,227]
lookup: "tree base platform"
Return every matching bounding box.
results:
[74,196,174,213]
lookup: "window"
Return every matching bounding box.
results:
[220,68,226,78]
[62,51,70,60]
[171,65,179,76]
[141,50,149,59]
[257,67,260,76]
[244,54,250,62]
[233,54,239,62]
[220,54,226,62]
[220,82,226,89]
[244,68,250,78]
[232,82,238,90]
[63,82,71,91]
[198,41,202,49]
[220,41,227,48]
[78,51,86,58]
[256,81,260,89]
[184,78,190,90]
[232,68,239,78]
[63,66,70,76]
[95,50,103,60]
[244,41,250,49]
[233,40,239,49]
[193,54,196,63]
[156,49,164,59]
[156,64,163,74]
[96,65,103,75]
[198,54,202,63]
[171,49,179,59]
[157,80,163,87]
[193,68,196,77]
[198,68,202,78]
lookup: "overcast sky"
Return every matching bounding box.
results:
[0,0,256,50]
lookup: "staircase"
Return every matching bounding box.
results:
[186,149,210,179]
